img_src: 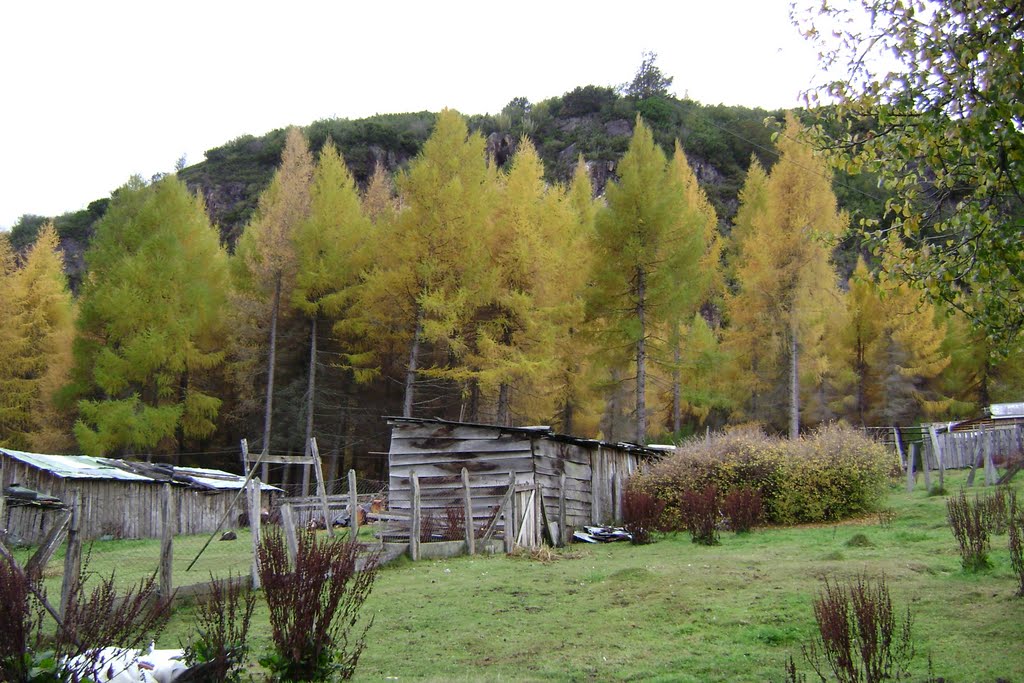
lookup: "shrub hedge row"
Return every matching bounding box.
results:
[630,423,895,527]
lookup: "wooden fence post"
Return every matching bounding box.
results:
[906,442,916,493]
[310,438,334,537]
[409,470,421,561]
[348,469,359,542]
[60,493,81,618]
[249,479,262,590]
[558,471,567,548]
[159,484,174,600]
[928,426,944,492]
[461,468,475,555]
[984,431,997,486]
[892,427,905,470]
[504,473,516,553]
[279,503,298,567]
[922,441,932,492]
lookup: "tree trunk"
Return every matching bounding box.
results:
[302,315,317,497]
[635,267,647,445]
[672,322,682,436]
[403,309,423,417]
[789,315,800,440]
[261,273,282,482]
[497,383,511,426]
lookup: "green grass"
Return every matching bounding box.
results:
[17,472,1024,681]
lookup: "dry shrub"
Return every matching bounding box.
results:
[184,574,257,682]
[1,549,171,683]
[631,423,891,528]
[442,503,466,542]
[681,485,720,545]
[621,488,666,544]
[722,486,763,533]
[803,575,915,683]
[946,487,992,571]
[258,528,379,681]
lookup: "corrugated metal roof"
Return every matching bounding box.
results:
[0,448,280,492]
[175,466,280,492]
[0,448,154,482]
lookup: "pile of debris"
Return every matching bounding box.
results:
[572,525,632,543]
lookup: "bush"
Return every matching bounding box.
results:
[631,423,892,528]
[442,504,466,542]
[258,528,379,681]
[0,550,170,683]
[801,575,916,683]
[184,575,256,682]
[722,487,763,533]
[621,488,666,545]
[681,485,720,546]
[946,488,992,571]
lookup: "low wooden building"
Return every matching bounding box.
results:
[0,448,278,544]
[385,417,660,544]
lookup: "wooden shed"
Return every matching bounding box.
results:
[385,417,659,544]
[0,448,278,544]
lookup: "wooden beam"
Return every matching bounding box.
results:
[410,471,421,561]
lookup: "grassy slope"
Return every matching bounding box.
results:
[159,471,1024,682]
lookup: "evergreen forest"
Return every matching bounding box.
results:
[3,77,1022,487]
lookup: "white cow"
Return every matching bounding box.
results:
[63,644,189,683]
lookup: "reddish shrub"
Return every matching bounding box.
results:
[803,575,914,683]
[680,485,720,545]
[622,488,666,545]
[257,528,379,680]
[722,487,764,533]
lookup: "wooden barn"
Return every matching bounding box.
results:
[385,417,661,545]
[0,448,278,544]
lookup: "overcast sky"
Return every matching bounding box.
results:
[0,0,822,230]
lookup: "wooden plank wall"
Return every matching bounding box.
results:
[388,423,535,537]
[922,424,1023,470]
[591,446,639,524]
[1,457,257,544]
[534,441,593,533]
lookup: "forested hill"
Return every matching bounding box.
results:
[178,90,786,248]
[8,86,809,282]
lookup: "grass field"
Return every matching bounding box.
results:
[17,471,1024,681]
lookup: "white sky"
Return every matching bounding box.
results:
[0,0,822,230]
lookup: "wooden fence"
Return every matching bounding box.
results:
[922,424,1023,471]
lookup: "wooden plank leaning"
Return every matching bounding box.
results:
[279,503,298,567]
[310,438,334,538]
[481,472,516,545]
[25,508,72,581]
